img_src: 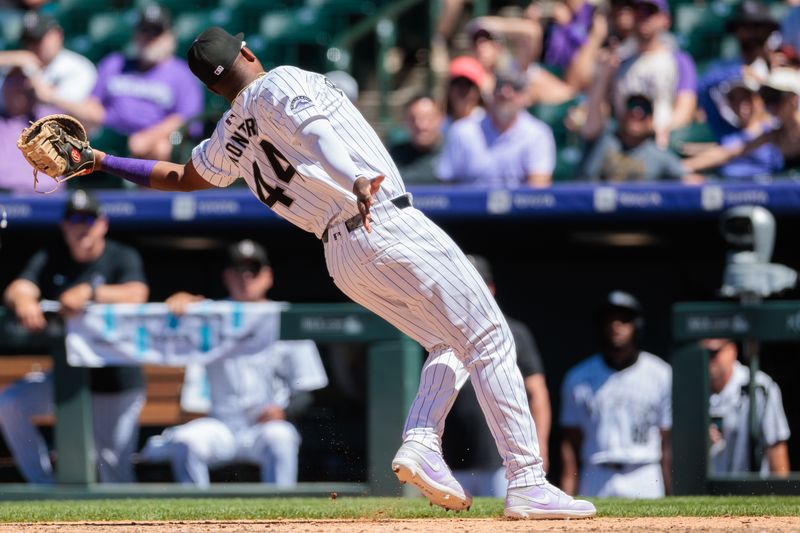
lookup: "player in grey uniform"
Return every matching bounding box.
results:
[140,240,328,486]
[702,338,790,476]
[560,291,672,498]
[84,27,595,519]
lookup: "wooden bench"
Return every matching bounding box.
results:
[0,356,194,427]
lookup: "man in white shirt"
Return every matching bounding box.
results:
[560,291,672,498]
[140,240,328,487]
[0,12,96,115]
[703,338,790,476]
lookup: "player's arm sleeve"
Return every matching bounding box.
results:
[18,250,49,286]
[190,125,240,187]
[511,320,545,376]
[298,118,363,189]
[762,381,791,446]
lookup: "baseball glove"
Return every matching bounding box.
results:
[17,114,95,194]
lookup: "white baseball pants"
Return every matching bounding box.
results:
[324,202,545,488]
[0,370,144,483]
[140,417,300,487]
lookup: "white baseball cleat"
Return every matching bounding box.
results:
[391,441,472,511]
[504,482,597,519]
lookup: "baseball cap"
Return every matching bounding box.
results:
[20,11,59,42]
[448,56,486,88]
[63,190,102,219]
[633,0,669,14]
[227,239,269,269]
[625,93,653,115]
[725,0,779,32]
[760,68,800,95]
[187,26,245,87]
[466,254,493,285]
[136,4,172,36]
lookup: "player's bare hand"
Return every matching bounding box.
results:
[166,291,204,315]
[257,405,286,423]
[59,282,93,317]
[15,298,46,331]
[353,175,384,233]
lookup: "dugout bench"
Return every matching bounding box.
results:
[0,304,422,499]
[672,300,800,495]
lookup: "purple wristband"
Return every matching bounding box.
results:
[99,154,157,188]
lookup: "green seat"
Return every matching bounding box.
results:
[669,120,715,154]
[173,9,234,56]
[0,9,23,49]
[529,97,580,147]
[55,0,128,35]
[674,3,734,62]
[259,6,332,69]
[134,0,216,16]
[553,145,582,182]
[220,0,287,34]
[86,10,137,56]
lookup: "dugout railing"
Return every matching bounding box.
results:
[672,300,800,495]
[0,304,422,499]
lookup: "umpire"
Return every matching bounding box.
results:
[0,190,148,483]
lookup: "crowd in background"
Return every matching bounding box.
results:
[1,0,800,192]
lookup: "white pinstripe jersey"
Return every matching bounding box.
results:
[191,66,406,238]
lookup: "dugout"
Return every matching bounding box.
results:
[1,183,800,494]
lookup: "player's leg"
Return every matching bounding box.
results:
[239,420,301,487]
[141,417,236,486]
[91,388,145,482]
[0,371,55,483]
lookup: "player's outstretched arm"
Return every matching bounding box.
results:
[93,149,214,192]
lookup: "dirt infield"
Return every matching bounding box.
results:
[1,517,798,532]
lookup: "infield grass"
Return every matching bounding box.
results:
[0,496,798,522]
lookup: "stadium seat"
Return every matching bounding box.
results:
[220,0,288,34]
[669,120,715,154]
[54,0,130,36]
[173,9,235,57]
[529,97,581,148]
[553,144,582,182]
[134,0,216,16]
[85,10,138,57]
[0,9,23,50]
[674,2,734,63]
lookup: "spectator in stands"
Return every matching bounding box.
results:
[389,94,443,185]
[684,68,800,175]
[580,93,691,182]
[702,338,790,476]
[698,0,779,141]
[0,12,96,116]
[0,190,148,483]
[140,240,328,487]
[560,291,672,498]
[443,254,551,496]
[712,80,783,180]
[564,0,640,91]
[0,68,46,192]
[781,5,800,66]
[543,0,595,72]
[437,71,555,188]
[468,17,576,106]
[443,56,487,130]
[36,4,202,160]
[611,0,697,148]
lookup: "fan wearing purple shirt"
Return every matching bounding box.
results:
[436,71,555,188]
[38,4,202,161]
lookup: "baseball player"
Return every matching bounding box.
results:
[702,338,790,476]
[560,291,672,498]
[20,27,594,519]
[141,240,328,486]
